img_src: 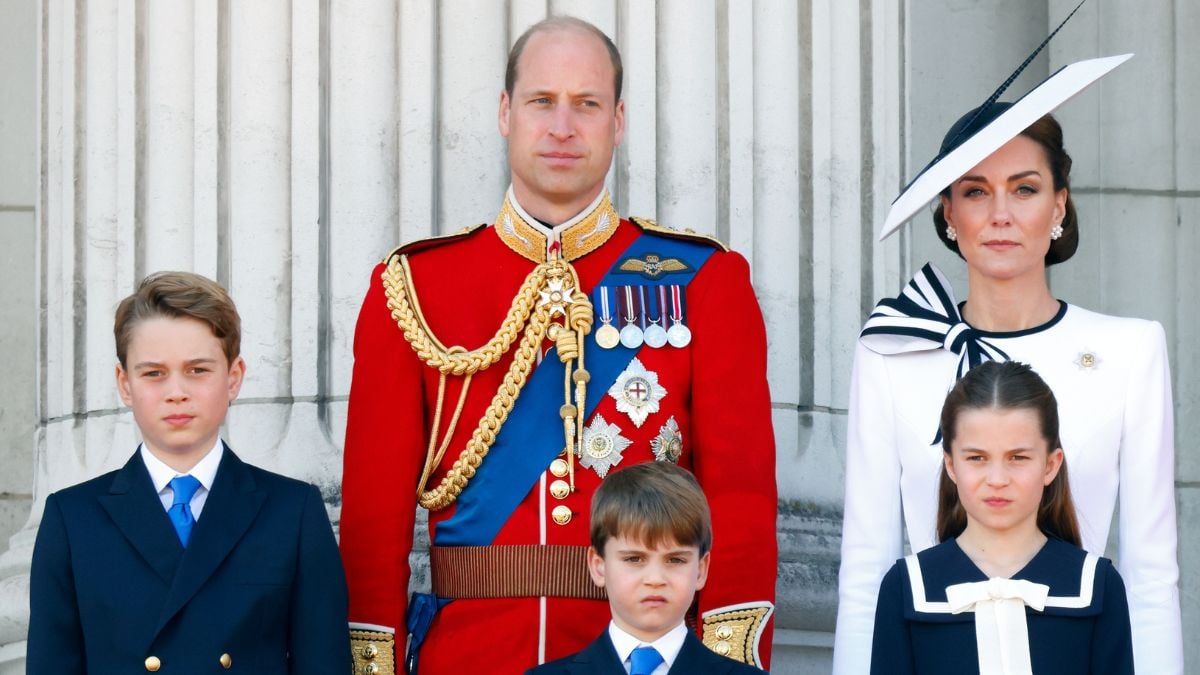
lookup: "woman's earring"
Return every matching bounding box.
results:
[945,225,958,242]
[1050,222,1064,240]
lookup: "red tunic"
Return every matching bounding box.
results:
[340,200,777,674]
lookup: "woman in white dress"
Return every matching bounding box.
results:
[831,80,1184,674]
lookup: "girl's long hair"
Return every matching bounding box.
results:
[935,361,1081,546]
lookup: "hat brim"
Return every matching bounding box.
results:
[878,53,1133,241]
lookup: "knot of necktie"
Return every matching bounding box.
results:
[629,645,664,675]
[945,577,1050,675]
[168,475,202,547]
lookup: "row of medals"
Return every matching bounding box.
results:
[593,284,692,350]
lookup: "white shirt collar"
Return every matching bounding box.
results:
[507,185,606,235]
[607,620,688,671]
[140,439,224,493]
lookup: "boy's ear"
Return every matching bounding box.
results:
[695,551,711,591]
[226,356,246,402]
[586,545,607,589]
[115,363,133,406]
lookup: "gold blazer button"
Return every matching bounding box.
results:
[551,504,573,525]
[549,458,569,477]
[144,656,161,671]
[549,479,571,500]
[219,653,232,669]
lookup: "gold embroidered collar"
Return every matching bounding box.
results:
[494,188,620,262]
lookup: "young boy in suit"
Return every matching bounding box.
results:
[28,271,350,673]
[529,462,765,675]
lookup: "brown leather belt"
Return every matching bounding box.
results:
[429,545,607,600]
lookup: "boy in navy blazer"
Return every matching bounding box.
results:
[28,271,350,674]
[529,462,764,675]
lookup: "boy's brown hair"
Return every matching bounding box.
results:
[590,462,712,556]
[114,271,242,367]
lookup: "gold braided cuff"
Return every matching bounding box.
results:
[350,628,396,675]
[700,602,775,667]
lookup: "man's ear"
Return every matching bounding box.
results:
[498,89,512,138]
[587,545,606,588]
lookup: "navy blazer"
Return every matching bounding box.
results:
[28,446,350,674]
[527,628,765,674]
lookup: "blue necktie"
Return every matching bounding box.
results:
[629,646,664,675]
[168,475,202,547]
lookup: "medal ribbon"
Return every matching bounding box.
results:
[623,286,637,325]
[434,231,716,547]
[598,286,612,323]
[670,285,684,323]
[637,286,648,329]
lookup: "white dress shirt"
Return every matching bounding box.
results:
[140,440,224,519]
[608,621,687,675]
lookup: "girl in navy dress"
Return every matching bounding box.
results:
[870,361,1133,675]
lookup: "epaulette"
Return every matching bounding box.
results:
[628,216,729,252]
[381,223,488,263]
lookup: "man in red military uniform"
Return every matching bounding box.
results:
[340,16,776,674]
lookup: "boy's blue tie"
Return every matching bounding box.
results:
[168,475,202,547]
[629,645,664,675]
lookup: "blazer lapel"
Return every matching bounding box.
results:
[669,631,731,674]
[153,447,267,636]
[98,451,183,585]
[566,632,625,675]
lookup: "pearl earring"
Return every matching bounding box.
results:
[1050,222,1063,240]
[945,225,958,242]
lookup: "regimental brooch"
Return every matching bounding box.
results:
[580,414,632,478]
[651,417,683,463]
[608,357,668,427]
[1074,350,1101,371]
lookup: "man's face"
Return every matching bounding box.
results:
[499,29,624,220]
[588,535,709,643]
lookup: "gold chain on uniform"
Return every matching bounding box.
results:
[382,253,593,511]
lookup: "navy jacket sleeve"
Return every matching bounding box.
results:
[287,484,352,675]
[28,493,86,674]
[870,562,915,675]
[1091,563,1134,675]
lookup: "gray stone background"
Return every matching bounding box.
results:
[0,1,1195,673]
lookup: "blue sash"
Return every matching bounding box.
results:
[434,232,715,546]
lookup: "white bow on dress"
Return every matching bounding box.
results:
[945,577,1050,675]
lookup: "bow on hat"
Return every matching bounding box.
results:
[946,577,1050,675]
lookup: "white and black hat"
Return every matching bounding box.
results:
[878,0,1132,241]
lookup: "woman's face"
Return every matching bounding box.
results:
[941,135,1068,283]
[944,406,1063,538]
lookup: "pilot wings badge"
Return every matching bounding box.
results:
[616,253,692,280]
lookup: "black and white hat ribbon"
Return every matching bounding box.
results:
[860,263,1011,381]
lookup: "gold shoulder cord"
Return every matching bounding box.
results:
[382,253,593,511]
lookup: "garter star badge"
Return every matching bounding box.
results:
[580,414,632,478]
[651,416,683,463]
[608,358,668,428]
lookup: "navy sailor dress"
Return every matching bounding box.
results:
[870,537,1133,674]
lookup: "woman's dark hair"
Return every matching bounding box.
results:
[936,361,1081,546]
[933,105,1079,266]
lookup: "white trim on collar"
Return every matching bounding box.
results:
[905,551,1100,613]
[507,186,606,235]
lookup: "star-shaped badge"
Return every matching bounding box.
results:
[651,416,683,463]
[539,277,577,317]
[580,413,632,478]
[607,357,668,428]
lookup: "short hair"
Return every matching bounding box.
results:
[590,462,712,556]
[505,16,623,101]
[114,271,242,367]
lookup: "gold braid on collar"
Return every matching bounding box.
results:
[495,192,619,262]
